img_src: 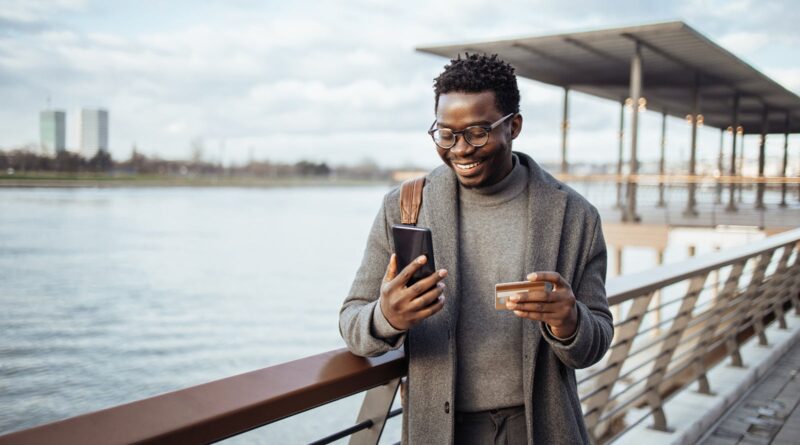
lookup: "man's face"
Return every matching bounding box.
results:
[434,91,522,188]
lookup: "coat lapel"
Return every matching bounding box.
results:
[517,152,568,443]
[420,165,461,329]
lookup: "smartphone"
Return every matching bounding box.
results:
[391,224,436,286]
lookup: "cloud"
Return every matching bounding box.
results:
[0,0,798,167]
[717,31,770,56]
[0,0,87,23]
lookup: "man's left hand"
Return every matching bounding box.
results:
[506,271,578,339]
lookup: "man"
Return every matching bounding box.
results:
[340,53,612,444]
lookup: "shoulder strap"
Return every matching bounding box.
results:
[399,176,426,225]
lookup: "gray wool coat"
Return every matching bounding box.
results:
[339,152,613,444]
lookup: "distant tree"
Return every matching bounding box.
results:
[54,151,85,172]
[190,138,205,164]
[88,150,113,172]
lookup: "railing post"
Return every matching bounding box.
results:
[691,261,746,395]
[769,244,795,329]
[585,291,655,442]
[349,378,401,445]
[747,251,777,346]
[644,273,708,432]
[788,241,800,315]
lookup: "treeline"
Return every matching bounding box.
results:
[0,148,391,180]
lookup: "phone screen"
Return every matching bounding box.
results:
[391,224,436,286]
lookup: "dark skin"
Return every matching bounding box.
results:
[381,91,577,338]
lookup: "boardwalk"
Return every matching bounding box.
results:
[699,340,800,444]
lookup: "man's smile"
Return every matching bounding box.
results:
[453,160,483,174]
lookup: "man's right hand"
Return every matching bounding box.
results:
[380,254,448,331]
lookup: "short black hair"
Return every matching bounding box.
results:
[433,53,520,115]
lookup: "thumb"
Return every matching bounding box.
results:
[384,254,398,282]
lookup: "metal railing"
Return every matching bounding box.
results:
[1,228,798,445]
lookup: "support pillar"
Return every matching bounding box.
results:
[780,113,790,207]
[715,128,724,204]
[653,248,664,336]
[616,101,625,209]
[756,106,768,209]
[623,42,642,223]
[613,246,623,322]
[684,77,699,217]
[738,131,745,203]
[726,95,739,212]
[561,87,569,175]
[657,111,667,207]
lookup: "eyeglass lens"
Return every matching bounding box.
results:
[432,126,489,149]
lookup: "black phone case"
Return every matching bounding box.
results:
[391,224,436,286]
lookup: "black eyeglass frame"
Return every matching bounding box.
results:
[427,113,515,150]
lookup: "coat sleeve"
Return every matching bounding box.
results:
[541,213,614,369]
[339,195,407,357]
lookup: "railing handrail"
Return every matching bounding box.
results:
[606,227,800,305]
[0,348,405,445]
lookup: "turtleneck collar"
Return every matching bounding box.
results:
[459,153,528,206]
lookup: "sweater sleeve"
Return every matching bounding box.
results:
[540,214,614,369]
[339,195,407,357]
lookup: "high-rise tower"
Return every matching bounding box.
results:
[80,109,109,156]
[40,110,66,153]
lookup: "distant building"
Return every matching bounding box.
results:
[40,110,66,153]
[80,108,109,156]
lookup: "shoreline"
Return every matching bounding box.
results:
[0,175,393,189]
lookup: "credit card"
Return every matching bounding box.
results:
[495,281,554,310]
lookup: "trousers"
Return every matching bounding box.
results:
[454,405,527,445]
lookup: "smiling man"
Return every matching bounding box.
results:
[340,53,613,444]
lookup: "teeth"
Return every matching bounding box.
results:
[455,161,481,170]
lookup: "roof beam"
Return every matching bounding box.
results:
[512,42,584,72]
[562,37,627,65]
[620,32,740,97]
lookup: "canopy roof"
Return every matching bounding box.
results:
[417,21,800,134]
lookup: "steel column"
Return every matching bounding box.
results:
[623,42,642,223]
[780,113,790,207]
[726,95,739,211]
[684,77,699,217]
[738,131,745,203]
[756,106,768,209]
[561,87,569,174]
[715,128,724,204]
[657,111,667,207]
[616,101,625,209]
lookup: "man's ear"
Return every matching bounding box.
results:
[510,114,523,140]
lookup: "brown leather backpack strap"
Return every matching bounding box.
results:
[399,176,426,225]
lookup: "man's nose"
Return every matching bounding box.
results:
[449,136,476,157]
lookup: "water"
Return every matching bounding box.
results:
[0,186,394,442]
[0,185,773,443]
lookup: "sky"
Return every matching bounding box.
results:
[1,0,798,169]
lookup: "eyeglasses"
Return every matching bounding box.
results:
[427,113,514,150]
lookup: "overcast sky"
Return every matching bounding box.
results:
[1,0,798,169]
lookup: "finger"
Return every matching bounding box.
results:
[513,309,548,321]
[413,294,445,321]
[506,301,558,313]
[409,282,445,310]
[383,254,398,282]
[527,271,569,290]
[509,289,550,303]
[388,255,427,290]
[404,268,448,298]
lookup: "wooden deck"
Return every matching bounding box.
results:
[699,340,800,445]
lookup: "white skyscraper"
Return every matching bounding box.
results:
[40,110,66,153]
[80,108,109,156]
